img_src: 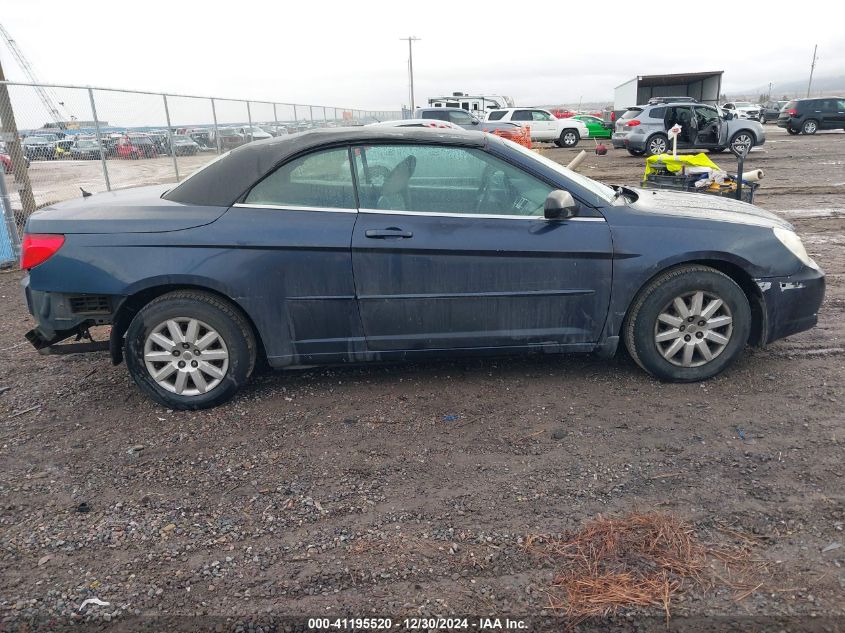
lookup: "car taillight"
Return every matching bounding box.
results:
[787,108,798,116]
[625,119,641,127]
[20,233,65,269]
[611,112,616,122]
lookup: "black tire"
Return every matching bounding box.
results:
[125,290,257,409]
[645,133,669,156]
[759,115,766,124]
[801,119,818,134]
[709,147,727,153]
[623,265,751,383]
[559,129,580,147]
[627,148,645,156]
[730,130,756,153]
[787,127,800,135]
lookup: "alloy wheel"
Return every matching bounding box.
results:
[654,291,733,368]
[143,318,229,395]
[649,137,667,154]
[803,120,817,134]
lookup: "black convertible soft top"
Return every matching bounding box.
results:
[163,127,488,207]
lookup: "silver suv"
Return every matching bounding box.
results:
[611,101,765,157]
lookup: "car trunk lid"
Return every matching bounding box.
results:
[24,184,228,234]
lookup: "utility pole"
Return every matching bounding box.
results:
[768,82,773,100]
[400,36,420,111]
[807,44,818,97]
[0,55,37,231]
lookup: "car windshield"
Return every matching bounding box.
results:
[173,135,191,142]
[26,135,55,143]
[734,102,753,107]
[501,138,615,204]
[129,136,153,145]
[77,140,98,148]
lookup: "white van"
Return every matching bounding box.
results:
[427,92,514,118]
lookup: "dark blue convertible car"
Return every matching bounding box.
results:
[21,128,824,409]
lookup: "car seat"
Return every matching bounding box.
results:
[377,155,417,210]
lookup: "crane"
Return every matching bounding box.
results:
[0,22,71,127]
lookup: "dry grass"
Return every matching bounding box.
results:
[527,512,765,623]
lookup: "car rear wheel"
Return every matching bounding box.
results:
[787,127,800,135]
[125,290,257,409]
[801,119,818,134]
[709,147,726,153]
[623,265,751,382]
[626,148,645,156]
[557,129,580,147]
[646,134,668,156]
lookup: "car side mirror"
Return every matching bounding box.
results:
[471,119,479,125]
[724,112,734,121]
[544,190,578,220]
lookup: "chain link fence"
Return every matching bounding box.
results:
[0,80,401,265]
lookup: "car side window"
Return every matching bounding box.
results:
[487,111,506,121]
[512,110,532,121]
[532,110,553,121]
[649,107,666,119]
[244,147,355,209]
[353,144,553,217]
[449,111,474,125]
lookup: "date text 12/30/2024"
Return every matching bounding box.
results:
[307,618,528,630]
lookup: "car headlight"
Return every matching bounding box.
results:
[773,227,818,269]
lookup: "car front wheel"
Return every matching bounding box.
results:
[627,148,645,156]
[730,131,755,153]
[125,290,257,409]
[556,129,580,147]
[623,265,751,382]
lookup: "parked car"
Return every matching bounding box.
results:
[413,107,521,136]
[759,100,788,124]
[573,114,613,139]
[720,102,761,121]
[1,152,30,173]
[22,134,58,160]
[612,101,765,156]
[20,128,824,409]
[54,138,75,159]
[70,138,104,160]
[212,128,246,151]
[485,108,588,147]
[169,134,200,156]
[115,134,158,159]
[777,97,845,135]
[236,126,273,143]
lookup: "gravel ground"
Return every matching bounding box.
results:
[0,126,843,631]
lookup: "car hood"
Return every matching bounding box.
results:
[25,184,228,234]
[625,187,792,229]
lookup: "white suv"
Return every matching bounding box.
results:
[485,108,588,147]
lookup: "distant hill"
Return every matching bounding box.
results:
[730,74,845,99]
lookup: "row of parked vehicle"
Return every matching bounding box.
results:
[14,121,321,162]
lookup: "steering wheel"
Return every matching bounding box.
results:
[476,165,519,214]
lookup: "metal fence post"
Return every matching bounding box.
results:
[210,97,221,154]
[272,103,278,130]
[87,87,111,191]
[323,106,328,126]
[246,101,253,136]
[162,94,180,181]
[0,159,19,261]
[293,104,298,121]
[309,105,313,122]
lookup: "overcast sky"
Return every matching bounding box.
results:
[2,0,844,111]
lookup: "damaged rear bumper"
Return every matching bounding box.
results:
[756,265,825,344]
[22,275,114,354]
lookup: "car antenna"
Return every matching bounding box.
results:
[80,187,92,198]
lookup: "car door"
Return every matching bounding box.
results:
[693,106,721,146]
[349,143,612,352]
[820,99,845,129]
[447,109,481,130]
[233,146,361,360]
[510,109,535,136]
[530,110,557,140]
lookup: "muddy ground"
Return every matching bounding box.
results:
[0,126,843,631]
